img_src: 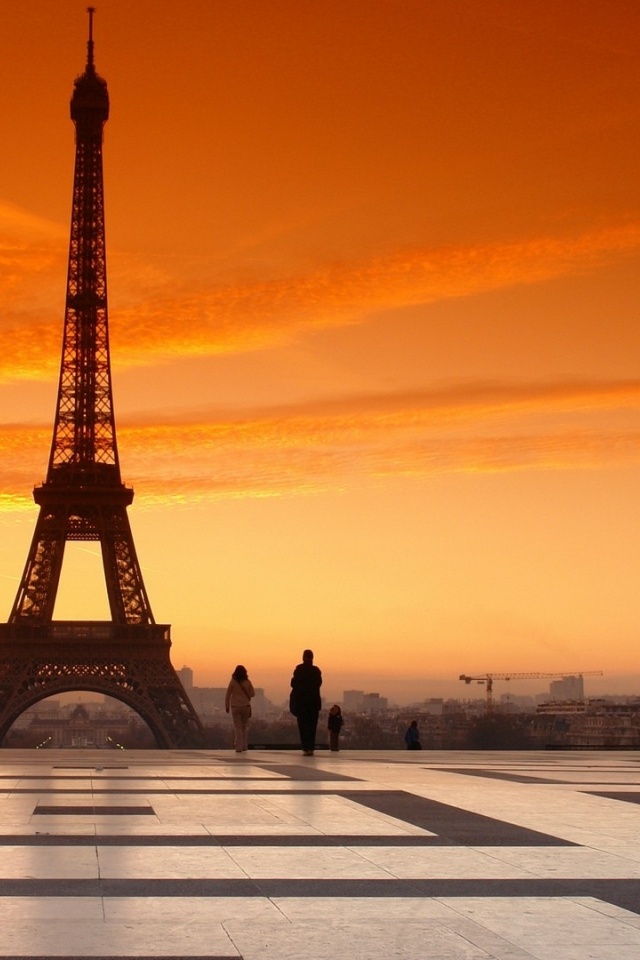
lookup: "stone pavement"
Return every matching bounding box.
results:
[1,747,640,959]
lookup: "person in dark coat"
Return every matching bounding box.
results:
[289,649,322,755]
[404,719,421,750]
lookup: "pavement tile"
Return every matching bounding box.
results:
[0,747,639,959]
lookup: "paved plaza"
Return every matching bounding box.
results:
[0,748,640,958]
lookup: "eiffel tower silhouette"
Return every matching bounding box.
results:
[0,10,204,748]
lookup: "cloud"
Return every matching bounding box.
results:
[1,207,640,381]
[0,201,69,381]
[1,380,638,509]
[112,223,640,368]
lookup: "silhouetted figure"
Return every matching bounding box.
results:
[225,665,255,752]
[404,719,421,750]
[328,704,343,751]
[289,649,322,755]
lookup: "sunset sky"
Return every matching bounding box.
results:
[0,0,639,706]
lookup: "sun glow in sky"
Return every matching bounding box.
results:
[0,0,639,704]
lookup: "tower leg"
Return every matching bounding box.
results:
[97,506,154,624]
[9,510,67,622]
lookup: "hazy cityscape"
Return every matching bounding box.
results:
[8,669,640,752]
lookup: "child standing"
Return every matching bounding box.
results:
[327,704,343,751]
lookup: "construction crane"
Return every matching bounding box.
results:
[459,671,603,713]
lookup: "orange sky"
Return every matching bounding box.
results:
[0,0,639,705]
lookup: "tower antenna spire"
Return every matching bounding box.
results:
[87,6,95,72]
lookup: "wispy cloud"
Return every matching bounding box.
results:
[112,223,640,366]
[0,201,67,380]
[1,204,640,381]
[1,380,638,509]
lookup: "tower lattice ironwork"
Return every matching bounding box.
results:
[0,10,204,748]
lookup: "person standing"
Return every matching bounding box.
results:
[404,719,421,750]
[289,649,322,756]
[225,665,255,753]
[327,704,343,751]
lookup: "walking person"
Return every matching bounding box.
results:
[289,649,322,756]
[225,665,255,753]
[327,704,343,751]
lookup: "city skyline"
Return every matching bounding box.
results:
[174,668,610,709]
[0,2,639,709]
[45,670,617,714]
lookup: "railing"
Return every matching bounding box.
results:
[0,621,171,642]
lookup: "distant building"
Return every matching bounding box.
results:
[24,701,135,748]
[536,701,587,716]
[177,666,194,690]
[12,698,62,728]
[534,699,640,749]
[343,690,364,711]
[549,675,584,701]
[499,694,536,713]
[420,698,444,716]
[252,687,267,718]
[362,692,388,713]
[189,687,226,718]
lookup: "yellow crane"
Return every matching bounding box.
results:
[459,671,603,713]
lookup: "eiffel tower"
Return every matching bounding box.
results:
[0,10,204,748]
